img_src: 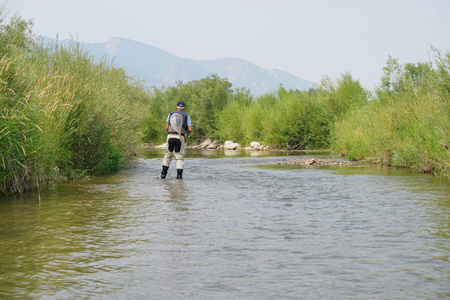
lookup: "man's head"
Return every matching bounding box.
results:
[177,101,186,110]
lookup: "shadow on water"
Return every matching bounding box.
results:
[0,148,449,299]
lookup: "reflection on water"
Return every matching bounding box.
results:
[0,149,449,299]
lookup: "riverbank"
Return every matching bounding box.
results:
[141,140,334,152]
[0,14,151,197]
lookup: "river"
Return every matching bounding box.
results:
[0,149,449,299]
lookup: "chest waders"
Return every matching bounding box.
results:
[161,113,186,179]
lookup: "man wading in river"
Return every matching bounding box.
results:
[160,101,193,179]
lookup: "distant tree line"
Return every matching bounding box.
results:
[143,73,368,150]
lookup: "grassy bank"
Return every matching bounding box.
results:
[0,10,150,196]
[215,73,368,149]
[143,73,368,150]
[331,50,450,177]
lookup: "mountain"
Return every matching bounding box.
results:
[45,37,315,96]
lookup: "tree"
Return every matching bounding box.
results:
[0,8,35,55]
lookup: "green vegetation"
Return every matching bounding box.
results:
[0,8,150,196]
[331,50,450,177]
[142,75,248,143]
[145,72,368,150]
[145,54,448,178]
[1,7,449,197]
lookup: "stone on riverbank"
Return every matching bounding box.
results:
[224,141,241,150]
[248,141,263,150]
[278,158,360,166]
[193,139,223,149]
[146,140,268,151]
[198,139,213,149]
[207,140,221,149]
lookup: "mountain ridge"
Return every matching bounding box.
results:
[45,37,316,96]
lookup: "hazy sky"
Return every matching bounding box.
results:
[4,0,450,90]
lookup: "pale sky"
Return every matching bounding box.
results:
[4,0,450,90]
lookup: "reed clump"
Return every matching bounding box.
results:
[215,73,368,149]
[0,11,150,196]
[331,50,450,177]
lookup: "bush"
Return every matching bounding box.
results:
[331,49,450,177]
[0,10,151,196]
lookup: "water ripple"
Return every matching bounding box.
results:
[0,150,449,299]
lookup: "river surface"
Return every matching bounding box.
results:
[0,149,449,299]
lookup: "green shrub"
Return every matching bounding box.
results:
[331,49,450,177]
[0,10,151,196]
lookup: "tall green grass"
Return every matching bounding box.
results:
[1,12,151,196]
[143,72,368,150]
[331,49,450,177]
[215,74,368,149]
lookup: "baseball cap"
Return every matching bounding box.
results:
[177,101,185,108]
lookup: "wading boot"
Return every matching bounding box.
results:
[160,166,169,179]
[176,169,183,179]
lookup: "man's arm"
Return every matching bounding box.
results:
[186,115,193,133]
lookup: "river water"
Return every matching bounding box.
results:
[0,149,449,299]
